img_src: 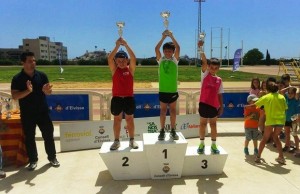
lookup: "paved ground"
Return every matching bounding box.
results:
[1,126,300,194]
[1,65,300,194]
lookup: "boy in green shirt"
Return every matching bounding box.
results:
[155,30,180,140]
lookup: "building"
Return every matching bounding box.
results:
[0,47,23,61]
[23,36,68,61]
[0,36,68,61]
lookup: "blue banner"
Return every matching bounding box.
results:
[134,93,167,118]
[220,92,248,118]
[47,94,89,121]
[233,49,242,72]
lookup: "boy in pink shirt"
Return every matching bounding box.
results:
[197,39,224,154]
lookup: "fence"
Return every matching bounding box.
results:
[1,88,248,122]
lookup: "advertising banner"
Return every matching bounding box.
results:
[47,94,89,121]
[233,49,242,71]
[134,93,162,118]
[221,92,248,118]
[59,114,200,152]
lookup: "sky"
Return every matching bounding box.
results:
[1,0,300,60]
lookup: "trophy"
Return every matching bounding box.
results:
[160,11,170,30]
[198,32,206,53]
[116,22,125,37]
[3,98,12,119]
[199,32,206,42]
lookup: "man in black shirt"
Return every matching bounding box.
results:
[11,52,59,170]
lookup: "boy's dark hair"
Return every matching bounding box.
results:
[114,50,128,59]
[281,73,291,82]
[20,52,35,62]
[266,77,278,93]
[162,42,175,51]
[209,58,220,66]
[288,87,297,94]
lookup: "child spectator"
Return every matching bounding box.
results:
[243,94,262,155]
[252,77,287,164]
[258,80,267,97]
[249,77,260,96]
[282,87,300,153]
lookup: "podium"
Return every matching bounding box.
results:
[143,133,187,179]
[99,141,150,180]
[99,132,228,180]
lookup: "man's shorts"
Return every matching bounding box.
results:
[245,128,262,141]
[159,92,179,104]
[198,102,218,118]
[111,96,135,116]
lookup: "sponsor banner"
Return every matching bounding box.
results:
[60,114,200,152]
[134,93,165,118]
[47,94,89,121]
[233,48,242,72]
[221,92,248,118]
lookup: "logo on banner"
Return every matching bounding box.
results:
[98,126,105,134]
[147,122,159,133]
[144,104,151,111]
[162,165,170,173]
[54,103,63,112]
[94,126,110,144]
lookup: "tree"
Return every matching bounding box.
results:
[243,48,264,65]
[266,49,271,65]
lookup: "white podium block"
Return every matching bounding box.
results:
[182,146,228,176]
[99,141,151,180]
[143,133,188,179]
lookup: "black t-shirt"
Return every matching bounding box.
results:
[11,69,49,116]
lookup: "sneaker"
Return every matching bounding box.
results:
[110,140,120,150]
[158,130,165,141]
[169,130,179,140]
[254,148,259,155]
[197,143,205,154]
[0,170,6,179]
[255,156,263,163]
[27,162,37,171]
[129,140,138,149]
[275,157,286,165]
[49,158,60,167]
[244,147,249,155]
[211,144,220,154]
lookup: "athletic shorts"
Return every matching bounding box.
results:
[245,128,262,141]
[198,102,218,118]
[111,96,135,116]
[159,92,179,104]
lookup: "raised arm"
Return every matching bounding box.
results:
[108,38,122,74]
[121,39,136,75]
[198,40,208,73]
[155,31,168,61]
[168,31,180,61]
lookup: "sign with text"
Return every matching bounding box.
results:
[221,92,248,118]
[59,114,200,152]
[47,94,89,121]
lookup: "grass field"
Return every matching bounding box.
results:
[0,66,270,83]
